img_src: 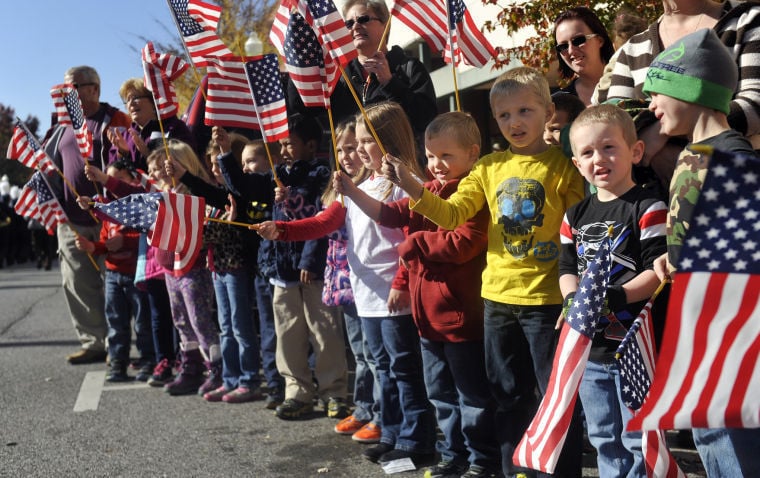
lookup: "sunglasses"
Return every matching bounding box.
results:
[555,34,598,55]
[345,14,381,30]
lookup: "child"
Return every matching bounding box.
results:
[324,121,382,442]
[334,111,500,477]
[75,161,154,382]
[560,104,666,477]
[645,29,760,478]
[145,142,222,396]
[257,102,436,468]
[544,92,586,148]
[382,67,586,477]
[260,114,348,420]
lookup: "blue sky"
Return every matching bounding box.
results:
[0,1,182,132]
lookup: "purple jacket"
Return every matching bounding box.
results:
[108,115,196,171]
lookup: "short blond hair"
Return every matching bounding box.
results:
[425,111,481,150]
[489,67,552,111]
[118,78,152,102]
[569,104,637,157]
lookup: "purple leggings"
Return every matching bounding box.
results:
[164,267,218,358]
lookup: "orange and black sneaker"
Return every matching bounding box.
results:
[352,422,382,444]
[334,415,367,435]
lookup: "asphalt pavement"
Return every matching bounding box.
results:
[0,261,706,477]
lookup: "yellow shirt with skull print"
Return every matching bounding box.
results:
[410,146,584,305]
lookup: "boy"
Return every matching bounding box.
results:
[383,67,585,477]
[335,112,499,477]
[544,92,585,147]
[560,104,667,477]
[269,115,348,419]
[644,28,760,477]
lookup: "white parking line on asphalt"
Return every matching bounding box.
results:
[73,371,106,412]
[73,372,151,412]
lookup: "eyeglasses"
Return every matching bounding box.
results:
[555,34,599,55]
[123,95,151,105]
[73,82,97,89]
[345,14,381,29]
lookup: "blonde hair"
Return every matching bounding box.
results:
[425,111,481,150]
[118,78,152,102]
[322,121,359,205]
[147,140,211,193]
[569,104,637,157]
[356,102,423,201]
[489,67,552,111]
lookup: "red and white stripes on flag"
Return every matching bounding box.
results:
[50,84,93,158]
[204,55,259,129]
[147,192,205,277]
[7,122,58,174]
[14,172,68,235]
[391,0,496,67]
[142,42,189,120]
[167,0,232,68]
[294,0,357,67]
[244,54,289,142]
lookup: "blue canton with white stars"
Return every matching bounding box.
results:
[567,237,612,339]
[284,12,325,68]
[448,0,465,27]
[616,318,651,410]
[245,54,285,106]
[30,172,54,204]
[63,92,86,130]
[169,0,204,36]
[94,193,162,233]
[306,0,338,18]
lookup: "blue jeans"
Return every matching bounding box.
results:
[421,338,499,470]
[145,278,176,363]
[693,427,760,477]
[214,270,260,390]
[579,360,644,478]
[104,270,152,363]
[362,314,435,453]
[483,300,582,477]
[343,303,379,423]
[253,275,283,393]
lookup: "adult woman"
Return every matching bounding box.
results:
[107,78,195,171]
[554,7,615,106]
[287,0,437,153]
[594,0,760,157]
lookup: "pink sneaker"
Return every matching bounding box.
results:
[203,385,229,402]
[222,387,264,404]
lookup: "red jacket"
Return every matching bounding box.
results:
[92,220,140,275]
[379,177,488,342]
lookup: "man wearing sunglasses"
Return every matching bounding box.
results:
[42,65,131,365]
[287,0,437,167]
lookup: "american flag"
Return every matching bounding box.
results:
[244,54,289,142]
[616,297,685,478]
[629,148,760,431]
[142,42,189,120]
[270,4,338,107]
[294,0,357,66]
[204,55,259,129]
[513,233,612,474]
[50,84,93,158]
[6,121,58,173]
[14,172,68,235]
[391,0,496,67]
[167,0,232,68]
[92,192,163,233]
[149,192,206,276]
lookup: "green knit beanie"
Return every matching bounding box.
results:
[642,29,737,114]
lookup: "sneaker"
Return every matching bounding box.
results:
[148,358,174,387]
[334,415,367,435]
[265,391,284,410]
[203,385,230,402]
[135,360,155,382]
[197,361,223,396]
[379,449,435,468]
[223,386,264,404]
[275,398,313,420]
[326,397,350,419]
[106,360,130,383]
[362,443,394,463]
[66,348,107,365]
[461,465,501,477]
[424,460,468,478]
[352,423,382,444]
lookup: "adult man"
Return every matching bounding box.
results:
[44,66,131,364]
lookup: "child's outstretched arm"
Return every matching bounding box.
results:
[333,171,382,221]
[382,154,424,201]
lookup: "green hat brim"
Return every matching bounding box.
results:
[643,67,732,115]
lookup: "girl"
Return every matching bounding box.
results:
[146,141,221,396]
[258,102,435,468]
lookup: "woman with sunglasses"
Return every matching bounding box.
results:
[287,0,437,165]
[106,78,195,172]
[554,7,615,106]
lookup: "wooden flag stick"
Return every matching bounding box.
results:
[338,65,386,156]
[205,216,258,229]
[378,16,392,52]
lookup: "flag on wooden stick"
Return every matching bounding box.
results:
[142,42,189,120]
[50,84,93,158]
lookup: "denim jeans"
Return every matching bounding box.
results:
[420,337,499,470]
[214,270,260,390]
[693,427,760,477]
[104,270,152,363]
[483,300,581,478]
[343,302,379,423]
[362,314,435,453]
[578,360,644,478]
[145,278,176,363]
[253,275,283,393]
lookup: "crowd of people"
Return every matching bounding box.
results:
[10,0,760,477]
